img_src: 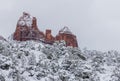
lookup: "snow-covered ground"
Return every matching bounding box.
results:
[0,39,119,81]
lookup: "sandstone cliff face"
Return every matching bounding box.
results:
[56,27,78,47]
[13,12,44,41]
[44,29,55,44]
[13,12,78,47]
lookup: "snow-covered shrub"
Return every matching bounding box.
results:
[0,39,120,81]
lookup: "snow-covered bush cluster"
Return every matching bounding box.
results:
[0,39,120,81]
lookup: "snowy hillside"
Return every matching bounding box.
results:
[0,39,120,81]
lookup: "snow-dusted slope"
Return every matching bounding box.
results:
[0,36,6,41]
[0,39,120,81]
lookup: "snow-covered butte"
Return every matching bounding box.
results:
[14,12,78,47]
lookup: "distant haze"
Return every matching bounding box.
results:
[0,0,120,51]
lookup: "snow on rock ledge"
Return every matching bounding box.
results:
[59,26,72,34]
[18,12,33,27]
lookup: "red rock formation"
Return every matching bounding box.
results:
[13,12,78,47]
[13,12,44,41]
[44,29,55,44]
[56,27,78,47]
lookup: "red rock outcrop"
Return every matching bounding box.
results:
[56,27,78,47]
[13,12,44,41]
[13,12,78,47]
[44,29,55,44]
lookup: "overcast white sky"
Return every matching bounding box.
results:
[0,0,120,51]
